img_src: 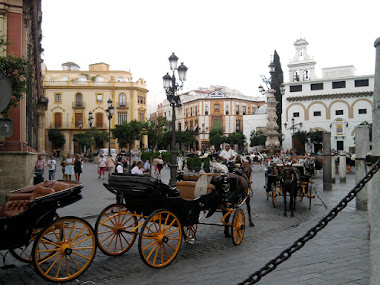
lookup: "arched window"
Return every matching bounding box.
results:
[303,70,310,81]
[119,93,126,107]
[79,76,86,82]
[62,76,68,82]
[293,71,300,82]
[76,93,83,107]
[96,76,104,82]
[117,76,124,82]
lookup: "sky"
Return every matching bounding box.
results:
[41,0,380,116]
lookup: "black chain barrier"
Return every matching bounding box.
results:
[238,159,380,285]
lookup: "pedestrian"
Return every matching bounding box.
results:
[106,155,116,176]
[64,153,74,181]
[177,153,184,170]
[35,154,45,183]
[56,148,61,159]
[74,154,83,182]
[131,161,144,175]
[61,155,66,180]
[123,157,129,174]
[156,155,164,176]
[143,160,150,173]
[47,155,57,180]
[98,154,107,180]
[115,157,124,173]
[153,157,158,173]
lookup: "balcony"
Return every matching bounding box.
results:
[49,122,108,129]
[117,102,129,109]
[72,101,86,109]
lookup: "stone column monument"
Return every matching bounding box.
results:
[355,125,370,210]
[264,89,280,155]
[322,132,332,191]
[339,151,346,183]
[370,37,380,285]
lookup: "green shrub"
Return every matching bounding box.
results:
[193,156,201,168]
[203,157,211,169]
[141,151,152,162]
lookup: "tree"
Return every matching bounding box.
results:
[91,127,108,149]
[73,132,93,153]
[144,117,168,149]
[0,37,31,117]
[209,129,226,150]
[294,130,308,144]
[308,130,324,144]
[250,130,267,147]
[226,132,246,147]
[112,120,144,150]
[48,129,66,149]
[271,50,284,132]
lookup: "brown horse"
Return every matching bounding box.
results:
[279,166,299,217]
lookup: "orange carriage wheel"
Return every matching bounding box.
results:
[138,209,182,268]
[231,208,245,246]
[182,224,198,241]
[271,183,277,208]
[32,216,96,283]
[10,213,59,263]
[95,204,138,256]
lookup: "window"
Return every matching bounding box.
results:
[75,93,83,107]
[236,119,241,131]
[195,106,198,116]
[213,119,221,130]
[96,76,104,82]
[236,105,239,115]
[50,79,55,83]
[117,76,124,82]
[191,107,193,116]
[96,94,103,103]
[138,96,145,104]
[332,81,346,89]
[55,93,61,103]
[190,121,193,131]
[96,113,103,128]
[54,113,62,128]
[178,122,181,131]
[290,85,302,92]
[205,106,209,115]
[337,141,344,151]
[293,112,300,118]
[118,113,127,124]
[293,71,300,82]
[214,104,219,111]
[79,76,86,82]
[226,105,229,115]
[119,93,126,107]
[243,106,246,115]
[313,111,321,117]
[355,79,369,87]
[303,70,310,81]
[62,76,68,82]
[311,83,323,90]
[139,113,144,122]
[358,109,367,114]
[335,110,344,115]
[75,113,83,128]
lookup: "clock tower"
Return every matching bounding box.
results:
[288,38,317,82]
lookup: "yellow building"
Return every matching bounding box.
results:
[43,62,148,155]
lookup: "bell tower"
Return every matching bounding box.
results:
[288,38,317,82]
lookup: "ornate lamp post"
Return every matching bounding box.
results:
[259,60,285,155]
[88,111,94,160]
[106,99,114,159]
[163,52,188,187]
[284,117,303,150]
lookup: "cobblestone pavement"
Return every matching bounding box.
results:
[0,161,370,285]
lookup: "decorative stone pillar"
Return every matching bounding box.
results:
[322,132,332,191]
[339,151,346,183]
[355,125,370,210]
[264,89,280,155]
[370,37,380,285]
[37,110,46,154]
[331,154,336,183]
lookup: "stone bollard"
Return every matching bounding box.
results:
[355,125,370,211]
[331,153,336,183]
[339,151,346,183]
[322,133,332,191]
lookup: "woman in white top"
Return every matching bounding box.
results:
[98,155,107,180]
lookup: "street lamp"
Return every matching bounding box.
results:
[88,111,94,160]
[284,117,303,150]
[163,52,188,187]
[106,99,114,159]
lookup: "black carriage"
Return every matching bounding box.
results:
[0,181,96,283]
[95,172,248,268]
[265,163,284,207]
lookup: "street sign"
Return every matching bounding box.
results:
[0,119,13,137]
[0,70,12,113]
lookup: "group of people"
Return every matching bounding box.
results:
[97,154,150,179]
[35,153,83,183]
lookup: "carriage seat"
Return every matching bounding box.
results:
[43,181,72,192]
[183,175,200,181]
[176,181,215,201]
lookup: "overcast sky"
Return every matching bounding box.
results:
[41,0,380,115]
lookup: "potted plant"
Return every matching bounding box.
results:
[186,157,194,171]
[193,156,202,173]
[203,157,211,173]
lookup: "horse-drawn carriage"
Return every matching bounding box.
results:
[0,180,97,283]
[265,160,315,216]
[95,160,253,268]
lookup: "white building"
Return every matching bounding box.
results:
[282,39,374,153]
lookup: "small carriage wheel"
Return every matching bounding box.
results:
[10,213,59,263]
[231,208,245,246]
[32,216,96,283]
[95,204,138,256]
[182,224,197,240]
[271,183,276,208]
[138,209,182,268]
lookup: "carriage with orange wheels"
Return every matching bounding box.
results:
[95,171,249,269]
[0,180,97,283]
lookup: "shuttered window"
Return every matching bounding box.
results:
[96,113,103,128]
[54,113,62,128]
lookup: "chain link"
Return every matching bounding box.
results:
[238,160,380,285]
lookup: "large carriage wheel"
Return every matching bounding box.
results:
[182,224,197,242]
[32,216,96,283]
[231,208,245,246]
[138,209,182,268]
[95,204,138,256]
[10,213,59,263]
[271,183,277,208]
